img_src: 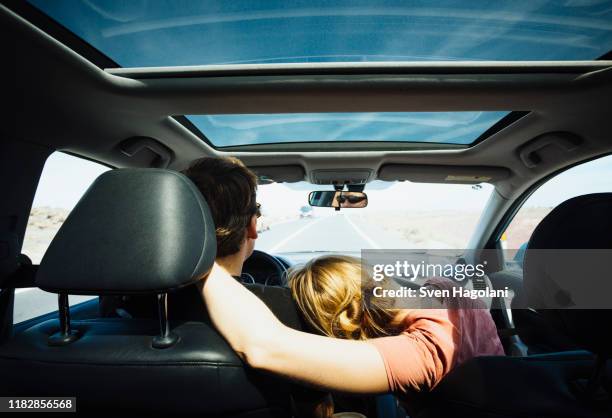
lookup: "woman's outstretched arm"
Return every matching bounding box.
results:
[200,262,389,394]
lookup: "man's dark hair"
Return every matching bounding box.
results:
[182,157,258,257]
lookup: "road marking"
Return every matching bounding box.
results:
[343,215,381,249]
[268,217,324,253]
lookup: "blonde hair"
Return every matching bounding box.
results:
[288,255,399,340]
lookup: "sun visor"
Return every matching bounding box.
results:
[250,165,306,184]
[378,164,510,184]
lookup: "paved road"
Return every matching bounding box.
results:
[14,214,411,323]
[257,213,413,253]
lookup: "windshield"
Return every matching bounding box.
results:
[255,181,493,258]
[29,0,612,67]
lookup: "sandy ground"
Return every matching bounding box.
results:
[22,207,297,264]
[22,206,551,263]
[22,207,69,264]
[348,210,484,248]
[503,207,552,249]
[350,207,552,250]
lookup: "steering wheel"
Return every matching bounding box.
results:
[242,250,288,286]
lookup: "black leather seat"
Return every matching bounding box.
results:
[102,281,305,330]
[0,169,310,416]
[1,318,297,415]
[417,194,612,418]
[419,352,611,418]
[489,269,581,354]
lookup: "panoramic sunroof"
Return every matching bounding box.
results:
[28,0,612,67]
[185,112,511,148]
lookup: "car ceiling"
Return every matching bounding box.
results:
[2,2,612,204]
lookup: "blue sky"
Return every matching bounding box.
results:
[187,112,510,147]
[30,0,612,66]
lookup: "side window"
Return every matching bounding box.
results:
[15,152,110,324]
[502,154,612,270]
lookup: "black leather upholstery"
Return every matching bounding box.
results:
[0,168,317,416]
[101,283,305,330]
[419,194,612,418]
[36,169,216,294]
[0,318,293,415]
[524,193,612,356]
[420,353,612,418]
[0,282,321,415]
[489,269,579,354]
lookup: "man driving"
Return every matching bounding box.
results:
[182,156,260,278]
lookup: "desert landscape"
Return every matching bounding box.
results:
[348,210,483,249]
[22,206,552,263]
[22,207,299,264]
[23,207,70,264]
[502,207,552,249]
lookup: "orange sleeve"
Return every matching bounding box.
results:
[369,309,456,395]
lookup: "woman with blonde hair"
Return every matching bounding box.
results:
[200,254,503,414]
[288,255,401,340]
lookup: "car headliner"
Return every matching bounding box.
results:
[2,2,612,248]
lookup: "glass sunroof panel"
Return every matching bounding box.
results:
[29,0,612,67]
[185,111,511,147]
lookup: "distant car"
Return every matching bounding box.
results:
[300,205,313,218]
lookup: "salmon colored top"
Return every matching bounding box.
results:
[369,277,504,401]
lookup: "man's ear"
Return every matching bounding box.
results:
[246,215,258,240]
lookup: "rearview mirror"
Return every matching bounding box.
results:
[308,191,368,208]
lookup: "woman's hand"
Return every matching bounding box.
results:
[200,262,390,394]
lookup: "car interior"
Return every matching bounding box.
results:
[1,1,612,417]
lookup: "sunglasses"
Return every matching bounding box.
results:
[337,195,366,204]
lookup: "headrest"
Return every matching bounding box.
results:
[524,193,612,355]
[36,169,216,294]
